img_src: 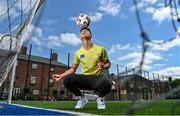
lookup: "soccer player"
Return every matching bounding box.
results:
[53,27,112,109]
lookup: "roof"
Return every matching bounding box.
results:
[0,49,68,68]
[119,74,143,79]
[18,54,68,67]
[111,74,150,81]
[0,49,10,56]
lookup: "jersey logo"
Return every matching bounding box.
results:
[80,54,85,58]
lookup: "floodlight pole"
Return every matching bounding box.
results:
[116,64,120,101]
[47,49,52,100]
[67,53,70,100]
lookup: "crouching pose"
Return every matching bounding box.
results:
[53,28,112,109]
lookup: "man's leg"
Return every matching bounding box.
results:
[63,74,83,96]
[94,77,112,109]
[63,74,111,94]
[95,77,112,97]
[63,74,88,109]
[63,74,112,109]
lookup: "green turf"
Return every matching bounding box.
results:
[9,100,180,115]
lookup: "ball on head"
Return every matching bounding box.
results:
[76,13,91,29]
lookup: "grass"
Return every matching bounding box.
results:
[9,99,180,115]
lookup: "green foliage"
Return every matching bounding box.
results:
[170,78,180,88]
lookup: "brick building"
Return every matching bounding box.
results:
[0,47,171,101]
[107,74,170,101]
[0,47,73,100]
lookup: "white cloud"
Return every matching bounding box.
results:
[144,0,158,4]
[109,39,179,72]
[23,24,43,43]
[69,12,103,23]
[154,67,180,78]
[148,36,180,51]
[69,17,76,22]
[60,33,81,46]
[99,0,121,16]
[0,24,42,50]
[15,0,36,13]
[129,1,179,24]
[0,35,17,50]
[0,1,7,18]
[48,35,62,48]
[48,33,81,48]
[178,27,180,34]
[118,51,163,70]
[31,37,42,46]
[153,63,166,67]
[150,7,171,24]
[129,2,144,11]
[108,43,142,55]
[145,7,155,13]
[0,0,39,45]
[118,52,140,61]
[168,53,174,56]
[145,3,180,24]
[0,1,19,20]
[129,0,157,11]
[125,62,139,69]
[0,0,36,20]
[41,19,58,26]
[90,12,104,22]
[109,44,130,54]
[144,52,163,64]
[69,0,122,23]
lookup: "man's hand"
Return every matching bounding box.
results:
[52,74,64,81]
[97,61,105,69]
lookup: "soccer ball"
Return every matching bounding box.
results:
[76,13,91,29]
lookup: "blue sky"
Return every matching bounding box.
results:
[0,0,180,78]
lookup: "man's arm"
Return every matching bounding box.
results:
[53,64,78,81]
[97,47,111,69]
[97,60,111,69]
[103,61,111,69]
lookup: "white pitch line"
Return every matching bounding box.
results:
[0,102,93,116]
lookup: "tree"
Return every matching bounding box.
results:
[170,78,180,88]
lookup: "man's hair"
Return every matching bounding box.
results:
[80,27,92,36]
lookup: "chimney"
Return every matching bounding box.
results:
[20,46,27,55]
[51,52,58,61]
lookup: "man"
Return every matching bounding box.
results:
[53,27,112,109]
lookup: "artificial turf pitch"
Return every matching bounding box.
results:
[0,100,180,115]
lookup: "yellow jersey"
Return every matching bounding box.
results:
[74,44,110,75]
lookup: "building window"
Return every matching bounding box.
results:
[13,88,21,96]
[33,90,39,95]
[30,76,36,84]
[49,78,53,86]
[4,88,8,93]
[60,90,64,95]
[32,63,38,69]
[50,67,55,71]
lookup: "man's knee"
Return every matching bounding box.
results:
[97,78,112,97]
[106,79,112,92]
[103,78,112,86]
[100,78,112,91]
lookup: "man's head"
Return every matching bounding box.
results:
[80,27,92,40]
